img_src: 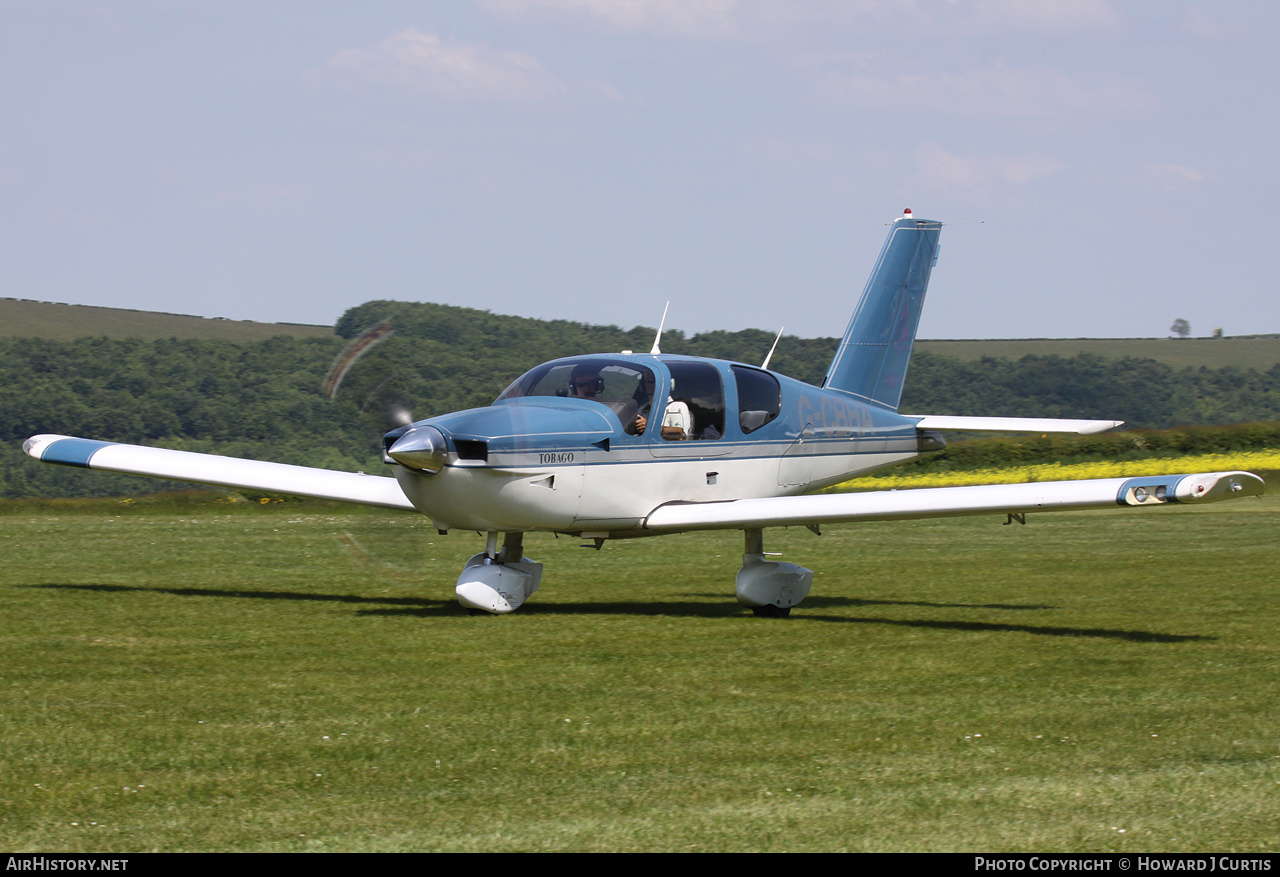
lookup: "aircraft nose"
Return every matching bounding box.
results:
[386,425,448,474]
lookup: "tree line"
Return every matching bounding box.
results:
[3,300,1279,497]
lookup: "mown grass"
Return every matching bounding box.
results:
[1,496,1276,852]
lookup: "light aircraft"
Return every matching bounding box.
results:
[24,210,1265,616]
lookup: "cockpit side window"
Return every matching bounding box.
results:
[496,358,656,435]
[662,361,725,441]
[732,365,781,434]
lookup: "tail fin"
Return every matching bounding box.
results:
[822,210,941,409]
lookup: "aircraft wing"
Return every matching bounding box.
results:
[23,434,416,511]
[643,471,1264,532]
[909,415,1124,434]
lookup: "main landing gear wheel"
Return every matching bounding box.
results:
[735,530,813,618]
[751,604,792,618]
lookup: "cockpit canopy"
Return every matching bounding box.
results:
[496,357,656,434]
[496,355,781,441]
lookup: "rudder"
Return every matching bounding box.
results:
[822,210,941,409]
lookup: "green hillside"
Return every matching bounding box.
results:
[6,296,1280,370]
[915,336,1280,371]
[0,298,332,342]
[4,298,1280,499]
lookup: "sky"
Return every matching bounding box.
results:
[2,1,1277,340]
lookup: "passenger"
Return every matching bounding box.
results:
[658,378,691,441]
[634,373,657,434]
[633,373,690,439]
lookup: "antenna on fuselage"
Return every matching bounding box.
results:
[649,301,671,355]
[760,327,784,370]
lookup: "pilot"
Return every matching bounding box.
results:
[571,363,646,436]
[576,361,665,435]
[568,363,606,399]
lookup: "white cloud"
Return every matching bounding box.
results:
[914,143,1066,192]
[818,64,1149,119]
[1181,9,1249,42]
[582,78,627,102]
[476,0,1125,39]
[1143,162,1204,191]
[475,0,897,38]
[328,29,557,101]
[964,0,1122,32]
[476,0,743,37]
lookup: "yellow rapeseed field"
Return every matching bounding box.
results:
[833,450,1280,491]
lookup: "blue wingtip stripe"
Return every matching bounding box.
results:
[40,438,117,468]
[1115,475,1188,505]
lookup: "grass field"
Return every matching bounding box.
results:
[1,495,1276,852]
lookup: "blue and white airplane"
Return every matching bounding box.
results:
[24,211,1265,615]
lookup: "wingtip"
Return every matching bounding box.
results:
[1078,420,1125,435]
[22,434,67,460]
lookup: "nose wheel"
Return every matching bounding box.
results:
[455,532,543,614]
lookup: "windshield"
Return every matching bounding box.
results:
[496,358,657,434]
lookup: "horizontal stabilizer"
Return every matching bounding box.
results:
[644,471,1264,532]
[23,434,415,511]
[910,415,1124,435]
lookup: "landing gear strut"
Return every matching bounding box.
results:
[455,531,543,614]
[735,529,813,618]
